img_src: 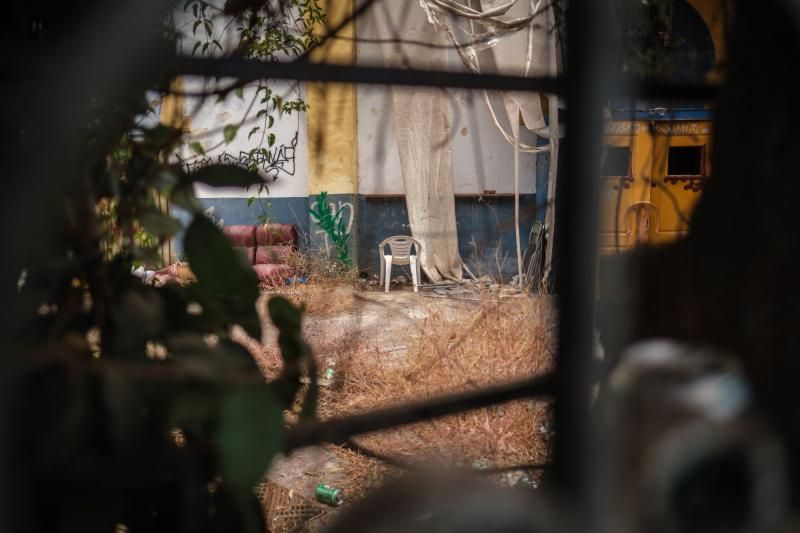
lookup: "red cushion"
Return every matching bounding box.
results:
[223,225,256,247]
[255,245,292,265]
[256,224,297,246]
[252,263,293,282]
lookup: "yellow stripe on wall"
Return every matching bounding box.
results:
[306,0,358,196]
[159,77,188,131]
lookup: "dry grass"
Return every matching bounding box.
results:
[272,283,358,316]
[315,296,556,499]
[256,248,360,315]
[323,445,402,502]
[286,248,358,285]
[239,283,556,505]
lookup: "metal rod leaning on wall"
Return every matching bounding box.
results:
[551,0,612,530]
[284,373,555,451]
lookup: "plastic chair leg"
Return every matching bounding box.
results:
[379,253,385,287]
[384,255,392,293]
[410,255,419,292]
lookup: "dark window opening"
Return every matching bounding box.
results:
[601,146,632,176]
[668,145,704,175]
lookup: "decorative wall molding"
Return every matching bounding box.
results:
[664,175,705,192]
[602,175,634,190]
[603,122,641,136]
[654,123,711,136]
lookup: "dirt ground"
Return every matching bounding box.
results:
[234,282,556,531]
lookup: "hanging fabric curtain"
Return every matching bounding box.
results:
[373,2,465,282]
[420,0,561,286]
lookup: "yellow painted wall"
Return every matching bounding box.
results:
[306,0,358,196]
[599,121,712,255]
[159,77,188,131]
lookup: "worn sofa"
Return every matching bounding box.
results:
[222,223,297,283]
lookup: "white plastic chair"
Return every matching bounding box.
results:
[379,236,422,293]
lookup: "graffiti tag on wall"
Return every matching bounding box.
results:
[310,198,354,255]
[177,132,298,180]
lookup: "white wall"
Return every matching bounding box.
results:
[355,0,539,195]
[179,77,309,199]
[172,2,309,199]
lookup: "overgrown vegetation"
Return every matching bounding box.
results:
[5,1,325,531]
[183,0,324,209]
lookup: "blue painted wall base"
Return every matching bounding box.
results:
[176,193,541,280]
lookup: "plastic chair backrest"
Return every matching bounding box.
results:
[379,236,421,265]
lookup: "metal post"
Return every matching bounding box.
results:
[552,0,613,526]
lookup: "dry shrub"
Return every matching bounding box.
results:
[272,284,358,316]
[286,248,358,286]
[319,296,556,475]
[253,248,360,315]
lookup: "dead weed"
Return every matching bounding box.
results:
[315,296,555,497]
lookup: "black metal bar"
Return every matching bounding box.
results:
[162,56,716,100]
[171,56,566,94]
[551,0,612,520]
[284,373,554,451]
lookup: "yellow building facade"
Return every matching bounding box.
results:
[599,0,724,253]
[599,120,712,254]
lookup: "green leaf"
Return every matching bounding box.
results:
[193,19,202,35]
[169,335,258,380]
[234,86,244,100]
[247,196,255,207]
[184,216,260,337]
[218,386,284,501]
[171,386,221,432]
[192,41,202,56]
[247,126,260,140]
[267,296,302,336]
[267,116,274,128]
[139,210,182,237]
[153,168,179,192]
[223,124,238,144]
[171,184,203,214]
[111,289,165,356]
[186,164,262,189]
[267,133,276,147]
[189,141,205,155]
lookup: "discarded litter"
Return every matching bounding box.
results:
[324,367,335,380]
[285,277,308,285]
[472,458,489,470]
[299,376,332,387]
[315,483,344,506]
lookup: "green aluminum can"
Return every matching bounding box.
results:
[315,483,344,506]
